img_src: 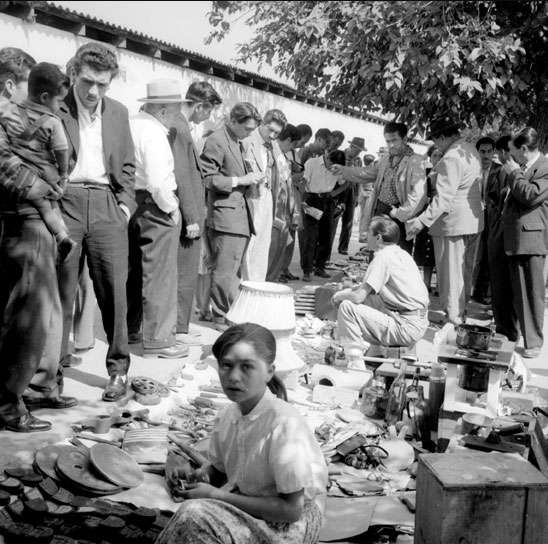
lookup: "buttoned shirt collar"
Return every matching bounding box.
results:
[226,388,274,423]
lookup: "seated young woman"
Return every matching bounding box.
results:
[333,215,429,354]
[157,322,328,544]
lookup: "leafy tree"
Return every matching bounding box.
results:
[207,1,548,147]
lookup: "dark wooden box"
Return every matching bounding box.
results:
[415,450,548,544]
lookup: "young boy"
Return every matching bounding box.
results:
[0,61,76,261]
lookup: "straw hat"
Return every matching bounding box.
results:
[137,79,186,103]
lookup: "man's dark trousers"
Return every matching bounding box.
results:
[57,185,130,377]
[177,235,201,334]
[299,192,335,273]
[0,215,61,422]
[127,192,180,349]
[337,183,358,253]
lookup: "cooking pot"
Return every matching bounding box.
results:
[455,324,492,351]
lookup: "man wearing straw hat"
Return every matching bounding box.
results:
[127,79,189,360]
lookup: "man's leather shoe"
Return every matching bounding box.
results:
[314,268,331,278]
[302,272,311,282]
[523,347,541,359]
[102,375,127,402]
[339,249,348,255]
[175,333,203,346]
[278,275,289,284]
[284,270,300,281]
[23,396,78,410]
[3,414,52,433]
[60,354,82,368]
[143,345,189,359]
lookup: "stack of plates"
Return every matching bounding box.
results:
[34,443,143,497]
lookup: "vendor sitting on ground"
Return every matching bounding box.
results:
[333,215,429,356]
[159,322,328,544]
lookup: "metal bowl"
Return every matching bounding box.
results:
[455,324,493,351]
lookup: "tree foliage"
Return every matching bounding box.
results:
[206,1,548,144]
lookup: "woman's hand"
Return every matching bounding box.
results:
[175,482,222,500]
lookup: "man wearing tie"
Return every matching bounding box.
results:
[243,109,287,281]
[503,127,548,359]
[200,103,263,331]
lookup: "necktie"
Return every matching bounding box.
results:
[239,141,249,174]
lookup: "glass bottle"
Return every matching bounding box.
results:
[385,361,408,426]
[428,362,446,432]
[413,385,431,443]
[360,372,388,420]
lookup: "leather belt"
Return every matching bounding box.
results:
[69,182,111,190]
[398,308,428,317]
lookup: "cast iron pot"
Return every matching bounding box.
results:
[455,324,493,351]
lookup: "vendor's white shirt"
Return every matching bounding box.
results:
[209,388,328,513]
[364,245,429,312]
[130,111,178,214]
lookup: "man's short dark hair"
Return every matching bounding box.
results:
[263,109,287,128]
[512,127,539,151]
[279,123,300,142]
[384,122,408,138]
[328,149,346,166]
[72,43,119,79]
[331,130,345,141]
[476,137,496,150]
[230,102,262,124]
[370,215,400,244]
[0,47,36,91]
[315,128,331,141]
[28,62,70,98]
[495,135,512,152]
[186,81,222,106]
[297,124,312,139]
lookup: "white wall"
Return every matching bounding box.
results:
[1,12,427,155]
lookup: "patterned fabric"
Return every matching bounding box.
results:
[378,145,414,206]
[156,498,323,544]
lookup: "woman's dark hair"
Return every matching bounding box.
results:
[230,102,262,125]
[369,215,400,244]
[212,323,287,401]
[512,127,539,151]
[28,62,70,98]
[328,149,346,166]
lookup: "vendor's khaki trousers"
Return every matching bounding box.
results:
[337,294,428,349]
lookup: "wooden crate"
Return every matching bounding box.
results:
[415,450,548,544]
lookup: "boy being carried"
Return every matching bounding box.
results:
[0,61,76,261]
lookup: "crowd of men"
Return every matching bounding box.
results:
[0,42,547,434]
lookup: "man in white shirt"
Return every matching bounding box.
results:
[126,80,187,360]
[299,150,347,281]
[56,43,136,402]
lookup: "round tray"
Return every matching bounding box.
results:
[34,445,80,481]
[89,443,144,488]
[56,448,122,494]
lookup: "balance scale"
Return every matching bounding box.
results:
[438,330,515,418]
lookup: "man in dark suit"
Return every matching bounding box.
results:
[503,127,548,359]
[471,137,501,303]
[170,81,222,345]
[55,43,136,401]
[200,102,263,331]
